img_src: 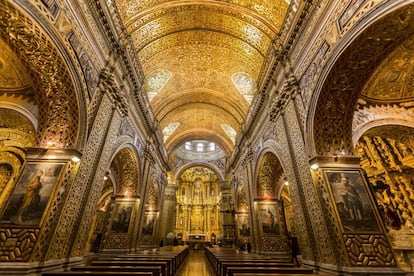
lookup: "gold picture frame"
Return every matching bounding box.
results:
[1,161,65,227]
[324,169,381,233]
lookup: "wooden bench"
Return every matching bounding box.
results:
[70,265,162,276]
[232,274,333,276]
[205,247,293,275]
[226,266,314,276]
[115,255,178,273]
[90,260,169,276]
[221,261,295,276]
[42,272,153,276]
[95,257,174,275]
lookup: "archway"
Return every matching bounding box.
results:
[254,151,289,254]
[310,4,414,157]
[95,147,140,251]
[0,2,83,149]
[309,3,414,271]
[235,185,251,250]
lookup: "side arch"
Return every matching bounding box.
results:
[307,3,414,157]
[0,1,87,149]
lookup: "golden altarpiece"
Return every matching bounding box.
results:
[173,166,223,246]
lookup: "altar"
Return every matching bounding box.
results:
[187,233,207,241]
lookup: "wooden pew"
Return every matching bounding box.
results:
[90,260,169,276]
[89,245,189,275]
[226,266,314,276]
[221,261,295,276]
[95,256,176,275]
[233,274,332,276]
[70,265,162,276]
[205,247,308,276]
[42,272,153,276]
[205,247,292,275]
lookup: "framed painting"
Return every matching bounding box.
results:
[259,204,280,236]
[237,214,250,237]
[142,212,156,236]
[325,170,380,232]
[0,161,65,226]
[111,201,133,233]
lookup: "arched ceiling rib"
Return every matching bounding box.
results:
[115,0,289,156]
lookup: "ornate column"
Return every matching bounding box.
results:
[158,180,177,244]
[270,75,327,264]
[67,68,129,256]
[219,181,235,245]
[241,146,258,251]
[137,141,165,248]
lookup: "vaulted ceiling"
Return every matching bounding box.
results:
[114,0,290,155]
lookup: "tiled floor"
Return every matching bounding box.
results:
[177,249,215,276]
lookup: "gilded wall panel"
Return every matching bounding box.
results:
[0,228,40,262]
[102,232,129,249]
[343,234,395,266]
[0,151,24,210]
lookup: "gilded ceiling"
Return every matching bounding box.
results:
[361,35,414,103]
[0,38,32,92]
[115,0,289,154]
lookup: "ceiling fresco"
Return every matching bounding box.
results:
[114,0,289,154]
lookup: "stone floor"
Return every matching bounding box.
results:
[177,249,215,276]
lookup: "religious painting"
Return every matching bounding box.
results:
[338,0,367,31]
[111,201,133,233]
[0,161,64,226]
[325,170,380,232]
[259,205,279,235]
[142,212,156,236]
[237,214,250,237]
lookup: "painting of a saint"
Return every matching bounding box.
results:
[1,162,64,226]
[111,202,133,233]
[326,170,380,232]
[142,213,155,235]
[238,216,250,237]
[260,206,279,235]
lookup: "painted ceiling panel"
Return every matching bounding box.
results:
[154,89,246,125]
[114,0,289,154]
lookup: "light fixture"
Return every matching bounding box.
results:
[103,170,110,181]
[310,163,319,170]
[284,180,289,186]
[71,155,81,163]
